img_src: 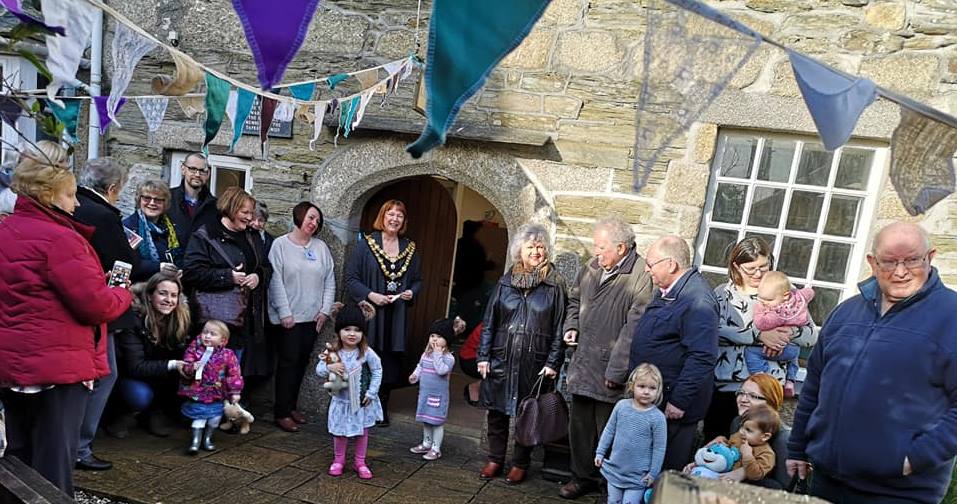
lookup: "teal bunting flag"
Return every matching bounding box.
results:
[339,96,360,138]
[203,72,232,154]
[327,74,348,90]
[230,88,257,151]
[45,99,82,143]
[289,82,316,101]
[406,0,553,158]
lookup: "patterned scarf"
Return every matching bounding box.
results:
[510,263,547,290]
[136,209,180,263]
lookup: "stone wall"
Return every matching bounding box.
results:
[105,0,956,275]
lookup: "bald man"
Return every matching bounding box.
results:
[788,222,957,504]
[628,235,719,471]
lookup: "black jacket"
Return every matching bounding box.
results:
[116,312,187,379]
[167,183,218,249]
[74,186,137,330]
[478,268,566,416]
[123,211,184,282]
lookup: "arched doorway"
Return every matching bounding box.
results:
[360,176,458,356]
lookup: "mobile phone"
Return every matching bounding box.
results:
[108,260,133,287]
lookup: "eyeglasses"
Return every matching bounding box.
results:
[182,164,210,175]
[645,257,673,269]
[140,195,167,205]
[874,255,928,272]
[738,263,770,276]
[735,389,766,401]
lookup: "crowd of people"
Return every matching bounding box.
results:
[0,142,955,504]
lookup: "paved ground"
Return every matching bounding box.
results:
[75,410,601,504]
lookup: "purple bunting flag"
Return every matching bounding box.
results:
[231,0,321,89]
[93,96,127,135]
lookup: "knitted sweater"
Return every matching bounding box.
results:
[595,399,667,489]
[267,235,335,324]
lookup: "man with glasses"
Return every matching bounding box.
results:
[167,152,218,248]
[628,235,718,471]
[788,222,957,504]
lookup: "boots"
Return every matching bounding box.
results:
[187,428,203,455]
[202,424,217,451]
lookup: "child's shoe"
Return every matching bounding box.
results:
[423,448,441,461]
[784,380,796,398]
[328,462,344,476]
[354,464,373,480]
[409,443,432,454]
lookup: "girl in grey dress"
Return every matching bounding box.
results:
[408,319,457,460]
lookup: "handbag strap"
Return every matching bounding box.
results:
[531,373,545,399]
[195,226,239,270]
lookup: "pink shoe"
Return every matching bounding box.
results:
[328,462,344,476]
[354,464,373,480]
[784,381,796,398]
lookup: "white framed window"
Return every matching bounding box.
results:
[0,56,37,165]
[694,130,886,323]
[169,152,253,196]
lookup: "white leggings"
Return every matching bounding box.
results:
[421,424,445,451]
[191,416,222,429]
[606,484,645,504]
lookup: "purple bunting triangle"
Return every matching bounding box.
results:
[1,0,65,35]
[93,96,127,135]
[230,0,321,89]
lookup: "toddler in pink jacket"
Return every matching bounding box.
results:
[750,271,815,398]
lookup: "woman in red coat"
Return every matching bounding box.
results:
[0,141,133,495]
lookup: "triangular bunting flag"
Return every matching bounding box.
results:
[45,99,81,143]
[42,0,98,105]
[0,97,22,127]
[338,96,360,140]
[93,96,127,135]
[308,100,328,150]
[230,89,256,151]
[355,69,379,90]
[135,97,169,133]
[274,100,296,122]
[152,50,204,96]
[108,22,156,128]
[351,90,374,130]
[406,0,552,158]
[890,108,957,215]
[295,104,314,123]
[0,0,65,35]
[327,74,348,90]
[177,97,205,119]
[225,90,239,126]
[289,82,316,102]
[230,0,321,89]
[203,73,232,153]
[259,97,278,156]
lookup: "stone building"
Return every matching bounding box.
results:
[22,0,955,340]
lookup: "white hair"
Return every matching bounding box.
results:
[594,216,635,247]
[507,222,552,266]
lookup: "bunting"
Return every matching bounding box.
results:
[108,22,156,127]
[46,99,81,143]
[259,97,278,155]
[203,72,232,153]
[152,50,204,96]
[0,97,22,127]
[309,100,329,150]
[288,82,316,102]
[93,95,126,135]
[230,0,321,89]
[42,0,99,105]
[274,101,296,122]
[890,108,957,215]
[327,74,348,90]
[406,0,552,158]
[135,97,168,133]
[0,0,65,35]
[355,69,379,90]
[177,97,204,119]
[230,89,256,151]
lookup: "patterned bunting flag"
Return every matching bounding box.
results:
[42,0,99,105]
[231,0,321,89]
[109,22,156,127]
[309,100,329,150]
[135,97,169,133]
[45,99,82,143]
[406,0,552,158]
[230,89,256,151]
[93,96,127,135]
[203,73,232,153]
[890,108,957,215]
[274,101,296,122]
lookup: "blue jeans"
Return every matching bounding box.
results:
[78,333,117,459]
[745,344,799,381]
[119,378,155,412]
[607,484,646,504]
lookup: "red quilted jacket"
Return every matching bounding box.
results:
[0,196,133,386]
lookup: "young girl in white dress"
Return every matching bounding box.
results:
[316,301,382,480]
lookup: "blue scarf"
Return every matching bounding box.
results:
[136,209,179,263]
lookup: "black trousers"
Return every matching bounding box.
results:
[702,388,738,441]
[2,383,90,495]
[486,409,534,468]
[663,420,698,471]
[810,469,923,504]
[569,394,615,483]
[274,322,317,418]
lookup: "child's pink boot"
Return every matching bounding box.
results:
[329,436,347,477]
[354,428,373,480]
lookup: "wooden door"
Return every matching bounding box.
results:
[360,177,457,365]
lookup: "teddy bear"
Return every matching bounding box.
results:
[688,442,741,479]
[219,401,255,434]
[319,341,349,395]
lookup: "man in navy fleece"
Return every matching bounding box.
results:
[788,222,957,503]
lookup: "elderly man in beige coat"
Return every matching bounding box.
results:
[558,217,653,500]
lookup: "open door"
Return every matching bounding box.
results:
[360,177,457,363]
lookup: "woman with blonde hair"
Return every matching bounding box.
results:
[0,141,132,494]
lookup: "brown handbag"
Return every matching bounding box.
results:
[191,228,249,327]
[514,374,569,447]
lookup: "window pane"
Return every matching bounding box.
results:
[748,186,785,228]
[703,228,739,267]
[824,195,862,237]
[778,236,813,278]
[815,241,852,283]
[757,139,794,182]
[808,287,842,326]
[835,148,873,190]
[786,191,824,232]
[702,271,729,289]
[720,137,756,179]
[214,167,247,196]
[744,232,776,250]
[712,183,746,224]
[796,144,833,187]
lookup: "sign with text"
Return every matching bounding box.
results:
[242,99,293,138]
